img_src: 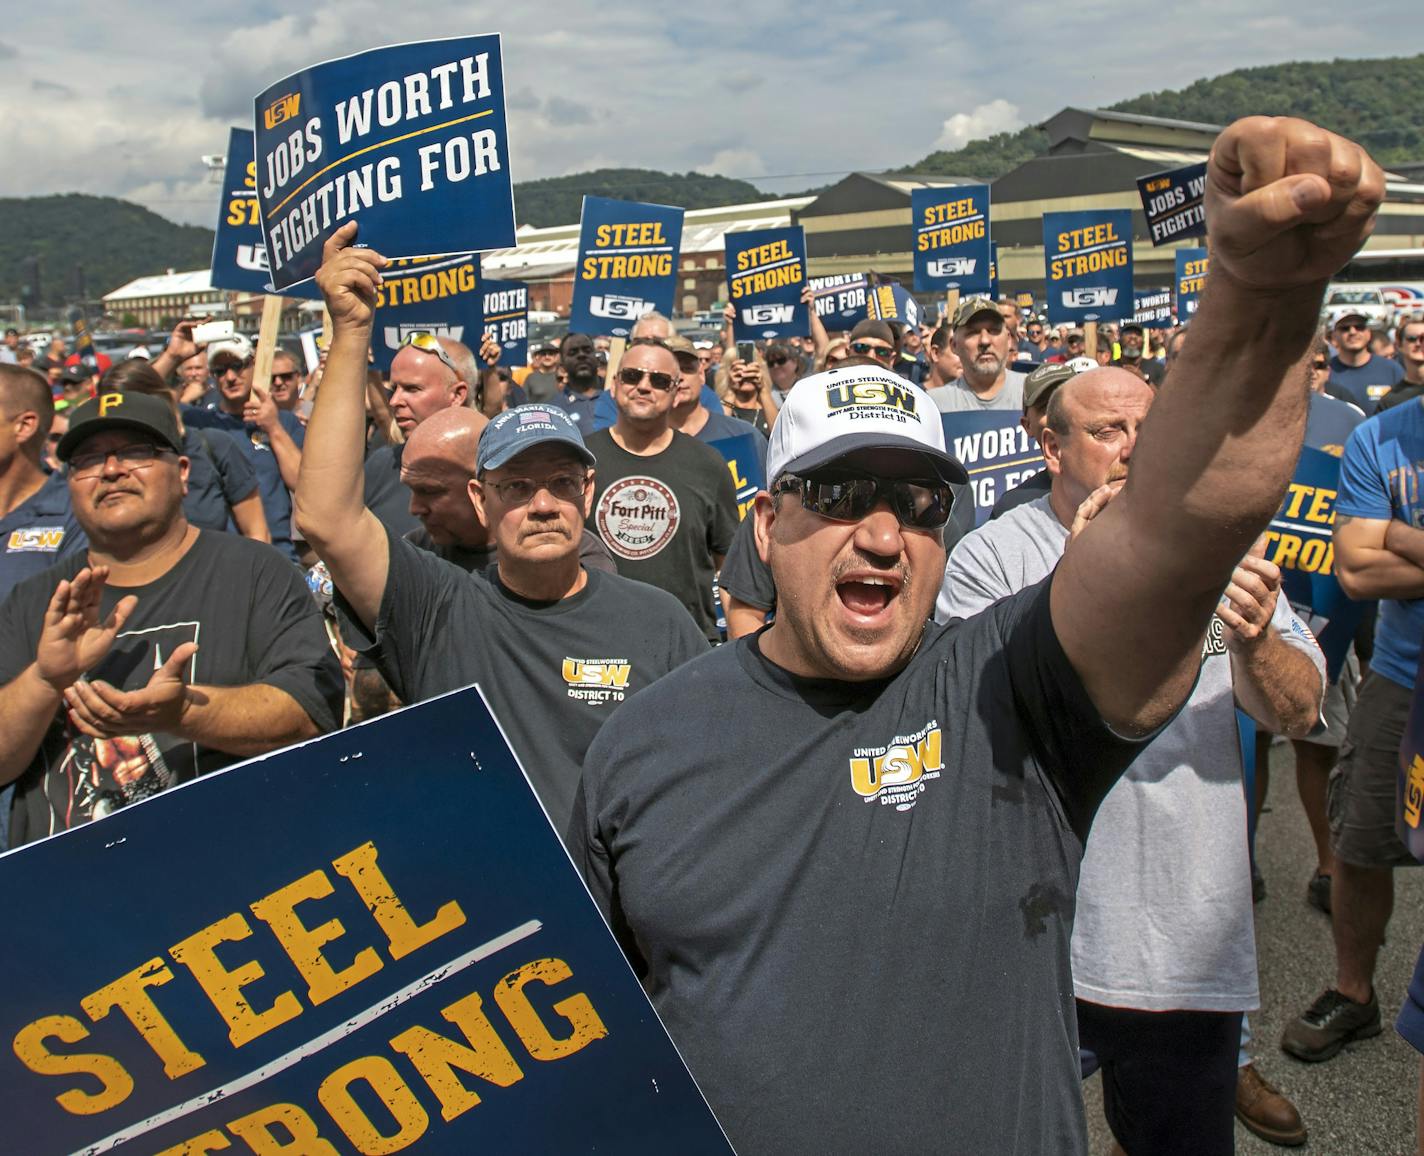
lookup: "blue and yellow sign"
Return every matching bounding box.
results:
[371,253,483,373]
[253,37,516,291]
[1176,246,1209,320]
[0,688,732,1155]
[940,411,1043,524]
[726,227,809,342]
[483,277,528,368]
[1267,446,1363,682]
[568,196,684,338]
[708,432,768,523]
[912,185,991,295]
[809,274,868,329]
[866,280,920,331]
[1136,162,1208,246]
[989,242,1000,301]
[1132,288,1173,328]
[1043,210,1134,325]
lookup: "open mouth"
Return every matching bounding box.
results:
[835,574,902,618]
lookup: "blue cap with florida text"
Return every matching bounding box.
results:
[477,404,597,473]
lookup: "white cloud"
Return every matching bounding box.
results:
[696,149,766,180]
[933,100,1025,152]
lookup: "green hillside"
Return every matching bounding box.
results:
[904,52,1424,177]
[513,168,764,227]
[0,194,214,306]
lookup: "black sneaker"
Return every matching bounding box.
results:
[1252,861,1267,904]
[1307,871,1332,916]
[1280,988,1381,1062]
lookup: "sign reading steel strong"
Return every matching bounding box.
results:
[1043,210,1133,325]
[1136,162,1208,246]
[253,37,516,290]
[0,688,732,1155]
[726,227,809,342]
[1176,246,1210,320]
[911,185,991,294]
[569,196,684,338]
[371,252,483,372]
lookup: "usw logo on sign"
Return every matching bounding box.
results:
[589,295,654,321]
[1061,287,1118,309]
[926,258,977,278]
[742,304,794,326]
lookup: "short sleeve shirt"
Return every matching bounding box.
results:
[1336,398,1424,688]
[929,370,1026,412]
[182,427,259,532]
[0,472,86,599]
[1329,353,1404,412]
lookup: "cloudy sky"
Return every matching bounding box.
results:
[0,1,1408,227]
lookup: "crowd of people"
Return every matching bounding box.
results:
[1,115,1422,1154]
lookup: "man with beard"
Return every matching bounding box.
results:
[931,296,1026,412]
[1113,322,1165,386]
[552,332,603,429]
[940,368,1322,1153]
[297,224,707,833]
[0,390,340,847]
[566,117,1380,1154]
[1327,309,1402,412]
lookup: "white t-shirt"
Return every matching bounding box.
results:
[938,495,1325,1012]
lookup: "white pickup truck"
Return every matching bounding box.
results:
[1322,285,1394,329]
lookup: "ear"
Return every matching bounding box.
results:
[753,491,776,565]
[468,477,489,528]
[12,411,41,448]
[1040,429,1064,477]
[581,470,596,519]
[451,380,470,407]
[177,454,191,493]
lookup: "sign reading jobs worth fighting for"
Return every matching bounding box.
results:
[371,253,482,372]
[484,278,528,368]
[940,411,1043,525]
[911,185,991,295]
[1136,162,1208,246]
[0,688,731,1156]
[253,37,516,291]
[1042,210,1134,326]
[726,227,809,342]
[569,197,685,338]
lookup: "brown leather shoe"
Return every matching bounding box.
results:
[1236,1063,1307,1146]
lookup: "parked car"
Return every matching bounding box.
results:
[1323,285,1393,330]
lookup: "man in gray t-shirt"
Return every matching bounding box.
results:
[939,368,1325,1156]
[929,295,1027,412]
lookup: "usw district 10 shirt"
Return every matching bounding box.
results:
[336,529,708,832]
[572,578,1143,1155]
[584,429,738,641]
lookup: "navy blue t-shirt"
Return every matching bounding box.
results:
[0,472,85,599]
[1328,353,1404,412]
[183,406,305,561]
[182,427,259,533]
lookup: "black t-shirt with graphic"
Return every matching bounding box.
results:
[583,429,738,640]
[0,532,343,847]
[335,528,707,831]
[571,577,1143,1155]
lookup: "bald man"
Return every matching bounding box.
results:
[939,367,1323,1153]
[401,407,616,575]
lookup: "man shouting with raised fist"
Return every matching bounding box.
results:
[567,118,1384,1155]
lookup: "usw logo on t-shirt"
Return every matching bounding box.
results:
[849,722,942,812]
[7,526,66,554]
[562,657,631,706]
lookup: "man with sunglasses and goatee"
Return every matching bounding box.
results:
[584,340,738,642]
[929,295,1026,413]
[1327,308,1402,413]
[298,224,706,834]
[568,118,1384,1154]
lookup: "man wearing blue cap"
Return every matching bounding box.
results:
[297,223,708,831]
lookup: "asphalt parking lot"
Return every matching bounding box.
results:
[1083,741,1423,1155]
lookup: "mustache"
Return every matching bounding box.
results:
[831,553,910,590]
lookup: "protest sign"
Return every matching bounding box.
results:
[1132,288,1174,328]
[483,277,529,368]
[708,432,766,523]
[911,185,991,295]
[726,227,809,342]
[253,36,516,291]
[1399,664,1424,863]
[1265,445,1363,682]
[370,252,483,372]
[1176,247,1209,320]
[866,280,921,331]
[809,274,868,329]
[1043,210,1133,326]
[940,411,1042,524]
[568,196,684,338]
[67,308,99,374]
[989,243,1000,300]
[1136,162,1208,246]
[0,687,732,1156]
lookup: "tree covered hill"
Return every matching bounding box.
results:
[903,52,1424,178]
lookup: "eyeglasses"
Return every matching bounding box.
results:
[400,331,460,376]
[1403,333,1424,345]
[774,472,954,530]
[484,472,590,505]
[1310,359,1329,370]
[272,370,300,384]
[68,442,174,478]
[849,342,895,364]
[765,355,790,367]
[617,366,676,391]
[1335,322,1368,334]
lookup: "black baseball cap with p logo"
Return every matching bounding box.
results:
[55,392,184,463]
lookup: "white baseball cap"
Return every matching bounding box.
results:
[766,366,967,486]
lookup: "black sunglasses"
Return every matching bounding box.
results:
[774,472,953,530]
[765,355,790,367]
[618,366,676,391]
[849,342,895,364]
